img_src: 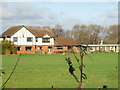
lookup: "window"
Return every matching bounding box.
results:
[68,46,72,50]
[3,37,5,40]
[90,47,93,50]
[36,37,38,42]
[42,38,50,43]
[16,47,21,51]
[57,48,63,50]
[26,47,32,51]
[48,46,52,49]
[27,37,33,42]
[56,46,63,49]
[13,37,18,42]
[38,46,42,50]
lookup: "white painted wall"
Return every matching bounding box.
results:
[11,27,36,45]
[0,37,11,41]
[0,38,3,41]
[6,38,11,41]
[9,27,54,45]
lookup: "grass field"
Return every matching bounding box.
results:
[2,53,118,88]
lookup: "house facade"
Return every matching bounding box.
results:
[0,25,77,54]
[0,25,120,54]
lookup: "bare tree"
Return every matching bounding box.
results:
[104,25,118,44]
[72,24,92,44]
[53,25,64,37]
[88,24,104,44]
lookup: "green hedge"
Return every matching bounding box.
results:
[1,40,17,55]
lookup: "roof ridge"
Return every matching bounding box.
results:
[2,25,54,37]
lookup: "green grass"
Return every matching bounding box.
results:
[2,53,118,88]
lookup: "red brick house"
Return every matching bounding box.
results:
[0,25,77,54]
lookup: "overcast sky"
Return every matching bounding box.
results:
[0,0,118,34]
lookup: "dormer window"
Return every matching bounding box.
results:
[42,38,50,43]
[13,37,18,42]
[27,37,33,42]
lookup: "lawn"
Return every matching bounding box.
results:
[2,53,118,88]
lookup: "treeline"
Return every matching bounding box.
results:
[53,24,119,44]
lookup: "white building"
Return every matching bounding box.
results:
[0,25,77,54]
[0,25,120,54]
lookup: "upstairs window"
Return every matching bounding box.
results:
[13,37,18,42]
[36,37,38,42]
[27,37,33,42]
[7,36,10,38]
[3,37,5,40]
[42,38,50,43]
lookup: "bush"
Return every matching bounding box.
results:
[1,40,17,55]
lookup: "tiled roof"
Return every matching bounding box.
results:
[55,37,77,46]
[1,25,54,37]
[2,25,24,37]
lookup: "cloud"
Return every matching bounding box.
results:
[1,2,83,32]
[2,3,54,20]
[104,8,118,26]
[1,3,60,32]
[87,8,118,27]
[106,8,118,19]
[1,2,118,34]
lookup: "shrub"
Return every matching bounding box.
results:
[1,40,17,55]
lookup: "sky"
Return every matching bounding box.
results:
[0,0,119,34]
